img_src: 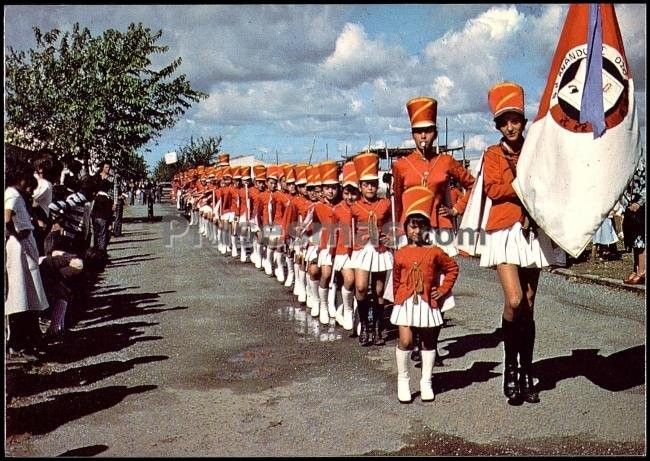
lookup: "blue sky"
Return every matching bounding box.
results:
[4,4,646,172]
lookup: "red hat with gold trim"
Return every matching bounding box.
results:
[222,165,233,178]
[232,166,242,179]
[253,164,267,181]
[353,152,379,181]
[240,165,251,180]
[294,163,308,185]
[218,153,230,166]
[318,160,339,185]
[488,81,525,120]
[283,164,296,183]
[266,164,280,181]
[402,186,434,220]
[306,165,322,187]
[342,161,359,188]
[406,97,437,129]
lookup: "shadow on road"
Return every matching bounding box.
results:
[58,444,110,457]
[7,355,168,400]
[5,385,157,437]
[534,345,645,394]
[433,361,502,395]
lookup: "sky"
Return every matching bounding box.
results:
[4,4,647,172]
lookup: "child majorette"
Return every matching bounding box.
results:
[302,165,324,317]
[312,160,342,324]
[284,164,310,303]
[390,185,459,403]
[332,161,360,331]
[350,152,393,347]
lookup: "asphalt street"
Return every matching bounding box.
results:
[5,203,646,456]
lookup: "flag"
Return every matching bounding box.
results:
[512,3,641,258]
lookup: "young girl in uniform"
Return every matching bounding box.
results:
[480,81,557,404]
[390,186,459,403]
[350,152,392,346]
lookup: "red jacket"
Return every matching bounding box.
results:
[483,143,525,232]
[392,245,459,308]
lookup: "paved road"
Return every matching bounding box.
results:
[6,203,646,456]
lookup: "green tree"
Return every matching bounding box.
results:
[152,135,222,182]
[5,22,207,175]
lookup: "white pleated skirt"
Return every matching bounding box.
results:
[200,204,212,215]
[333,253,354,271]
[479,221,556,268]
[304,244,320,263]
[221,211,235,223]
[390,296,444,328]
[350,243,393,272]
[317,248,334,267]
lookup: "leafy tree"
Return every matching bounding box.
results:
[5,22,207,176]
[152,135,222,182]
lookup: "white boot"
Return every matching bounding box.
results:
[318,287,330,324]
[341,286,355,331]
[327,284,337,319]
[240,236,248,262]
[211,223,218,244]
[216,228,223,253]
[231,235,238,258]
[263,249,273,276]
[309,279,320,317]
[253,241,262,268]
[284,256,294,287]
[292,264,301,295]
[296,270,307,303]
[396,347,412,403]
[274,252,285,283]
[335,304,345,327]
[420,349,436,402]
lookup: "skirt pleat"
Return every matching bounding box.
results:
[390,297,444,328]
[479,221,556,268]
[350,243,394,272]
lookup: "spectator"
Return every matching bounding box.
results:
[145,180,156,221]
[622,155,646,285]
[32,154,57,255]
[90,160,115,259]
[592,213,620,261]
[5,160,49,360]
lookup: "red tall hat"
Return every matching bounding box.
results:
[406,97,437,129]
[341,161,359,188]
[402,186,434,220]
[353,152,379,181]
[306,165,322,187]
[252,164,266,181]
[318,160,339,185]
[488,81,525,120]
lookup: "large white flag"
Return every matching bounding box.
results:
[513,4,641,258]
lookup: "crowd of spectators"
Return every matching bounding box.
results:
[5,153,119,362]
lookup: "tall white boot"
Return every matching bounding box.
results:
[231,234,238,258]
[211,222,218,244]
[396,347,412,403]
[263,249,274,276]
[240,236,248,262]
[420,350,436,402]
[327,284,337,318]
[309,279,320,317]
[292,264,301,295]
[216,228,223,253]
[318,287,330,324]
[253,241,262,268]
[341,286,355,331]
[296,269,307,303]
[274,252,285,283]
[284,256,294,287]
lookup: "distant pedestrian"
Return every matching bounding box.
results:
[145,180,156,221]
[90,160,115,258]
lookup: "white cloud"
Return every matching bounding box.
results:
[320,23,411,89]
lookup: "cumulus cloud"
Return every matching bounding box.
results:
[320,23,411,89]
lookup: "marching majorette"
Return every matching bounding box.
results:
[237,166,253,262]
[256,164,284,276]
[211,167,224,246]
[284,163,310,303]
[390,185,459,403]
[480,81,557,404]
[392,96,475,255]
[271,164,291,283]
[219,165,237,255]
[332,161,360,331]
[279,164,298,287]
[311,160,342,324]
[350,152,393,346]
[229,166,243,258]
[249,164,267,268]
[302,164,323,316]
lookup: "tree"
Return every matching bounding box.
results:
[5,22,207,175]
[152,135,222,182]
